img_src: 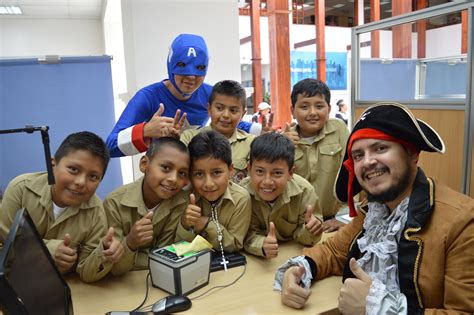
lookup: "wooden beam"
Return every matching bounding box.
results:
[250,0,263,111]
[315,0,326,82]
[294,38,316,49]
[462,10,468,54]
[392,0,412,58]
[267,0,292,127]
[240,36,252,45]
[416,0,427,58]
[370,0,380,58]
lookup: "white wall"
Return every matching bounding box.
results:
[121,0,241,98]
[0,19,104,57]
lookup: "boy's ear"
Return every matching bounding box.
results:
[51,157,57,168]
[139,155,149,173]
[228,164,234,178]
[207,103,212,113]
[289,165,295,177]
[247,162,252,174]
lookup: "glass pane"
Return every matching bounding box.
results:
[358,10,466,102]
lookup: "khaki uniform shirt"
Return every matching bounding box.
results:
[292,118,349,218]
[103,176,188,275]
[180,126,255,183]
[0,172,111,283]
[176,181,251,252]
[240,174,323,257]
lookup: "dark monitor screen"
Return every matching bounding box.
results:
[0,208,73,315]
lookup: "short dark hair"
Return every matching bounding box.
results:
[54,131,110,178]
[146,137,188,160]
[188,130,232,166]
[250,132,294,170]
[209,80,246,110]
[336,99,345,108]
[291,78,331,108]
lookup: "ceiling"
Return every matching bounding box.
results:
[0,0,104,19]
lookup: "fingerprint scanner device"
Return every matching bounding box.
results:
[148,242,211,295]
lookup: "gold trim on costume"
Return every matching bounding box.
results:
[404,227,424,308]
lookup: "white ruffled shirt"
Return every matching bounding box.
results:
[358,197,410,315]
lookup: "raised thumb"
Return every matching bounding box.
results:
[284,122,292,132]
[145,211,154,220]
[190,193,196,205]
[105,227,114,242]
[63,233,71,246]
[154,103,164,116]
[268,222,276,238]
[349,258,371,282]
[295,265,306,281]
[305,205,313,223]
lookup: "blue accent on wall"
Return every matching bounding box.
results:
[0,56,123,199]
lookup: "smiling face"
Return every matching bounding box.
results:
[173,73,205,95]
[351,138,418,209]
[51,149,104,208]
[140,145,190,208]
[248,159,292,203]
[190,157,233,203]
[292,93,330,138]
[209,94,245,138]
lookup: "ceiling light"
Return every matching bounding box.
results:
[380,1,390,5]
[0,5,22,15]
[333,4,345,8]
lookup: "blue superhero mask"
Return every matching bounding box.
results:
[167,34,209,97]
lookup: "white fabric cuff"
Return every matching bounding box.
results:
[273,255,313,292]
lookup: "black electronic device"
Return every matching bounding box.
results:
[0,208,73,314]
[105,295,191,315]
[210,251,246,272]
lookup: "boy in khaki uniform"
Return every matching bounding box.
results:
[177,130,251,253]
[104,137,190,275]
[240,133,323,258]
[180,80,254,183]
[282,79,349,232]
[0,132,123,282]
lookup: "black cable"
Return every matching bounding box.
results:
[188,262,247,300]
[131,272,151,312]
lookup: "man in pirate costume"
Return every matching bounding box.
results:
[274,102,474,314]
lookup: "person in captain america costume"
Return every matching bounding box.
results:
[106,33,256,157]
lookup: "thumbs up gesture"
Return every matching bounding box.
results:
[281,265,311,309]
[304,205,323,237]
[338,258,372,314]
[126,211,154,251]
[263,222,279,259]
[102,227,124,263]
[280,122,300,145]
[181,193,205,231]
[143,103,177,139]
[54,233,78,274]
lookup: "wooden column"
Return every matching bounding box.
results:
[416,0,427,58]
[354,0,359,26]
[370,0,380,58]
[250,0,263,112]
[462,10,468,54]
[315,0,326,82]
[267,0,292,127]
[392,0,412,58]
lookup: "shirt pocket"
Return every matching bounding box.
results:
[318,143,343,173]
[274,217,298,239]
[232,158,249,183]
[294,149,308,175]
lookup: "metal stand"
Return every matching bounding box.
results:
[0,125,55,185]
